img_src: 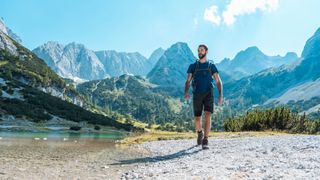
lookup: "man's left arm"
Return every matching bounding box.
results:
[213,72,223,106]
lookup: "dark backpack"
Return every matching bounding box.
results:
[191,60,214,93]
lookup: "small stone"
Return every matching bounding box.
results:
[132,173,139,178]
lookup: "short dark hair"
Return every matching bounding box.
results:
[198,44,208,51]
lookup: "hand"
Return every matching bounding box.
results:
[184,93,190,101]
[218,95,223,106]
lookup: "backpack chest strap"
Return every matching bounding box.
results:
[193,61,213,76]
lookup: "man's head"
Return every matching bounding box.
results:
[198,44,208,59]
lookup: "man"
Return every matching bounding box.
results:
[184,44,223,150]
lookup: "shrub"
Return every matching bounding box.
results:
[94,125,101,131]
[224,107,320,134]
[70,126,82,131]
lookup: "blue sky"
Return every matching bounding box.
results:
[1,0,320,62]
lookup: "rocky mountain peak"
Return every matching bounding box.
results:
[301,27,320,58]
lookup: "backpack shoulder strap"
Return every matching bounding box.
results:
[207,61,213,76]
[195,60,199,70]
[192,60,199,77]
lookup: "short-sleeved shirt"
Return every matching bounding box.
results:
[187,61,219,94]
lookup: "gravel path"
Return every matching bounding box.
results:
[119,135,320,179]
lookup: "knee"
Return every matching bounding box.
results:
[194,116,201,121]
[204,111,211,118]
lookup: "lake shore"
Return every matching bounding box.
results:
[0,137,150,179]
[1,132,319,179]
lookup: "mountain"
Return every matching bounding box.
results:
[224,28,320,114]
[301,28,320,58]
[33,42,159,80]
[77,74,187,125]
[0,23,138,131]
[0,17,22,44]
[0,36,82,105]
[146,43,297,94]
[264,78,320,117]
[216,46,298,80]
[147,42,196,87]
[95,50,149,77]
[147,47,165,68]
[33,41,106,81]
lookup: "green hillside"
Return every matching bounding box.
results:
[77,74,195,131]
[0,33,141,132]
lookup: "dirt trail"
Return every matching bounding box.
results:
[119,135,320,179]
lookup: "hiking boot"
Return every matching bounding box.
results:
[197,130,204,146]
[202,137,209,150]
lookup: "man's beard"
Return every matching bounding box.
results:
[198,53,206,59]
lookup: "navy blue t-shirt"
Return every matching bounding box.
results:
[187,61,219,93]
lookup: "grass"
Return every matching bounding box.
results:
[119,130,292,145]
[0,61,8,66]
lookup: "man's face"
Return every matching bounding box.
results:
[198,47,207,59]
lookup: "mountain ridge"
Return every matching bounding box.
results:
[216,46,298,80]
[33,42,163,81]
[224,27,320,114]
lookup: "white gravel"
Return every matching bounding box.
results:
[120,135,320,179]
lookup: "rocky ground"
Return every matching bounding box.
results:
[120,135,320,179]
[0,137,150,179]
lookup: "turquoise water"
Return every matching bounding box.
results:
[0,129,128,140]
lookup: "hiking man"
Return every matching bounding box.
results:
[184,44,223,150]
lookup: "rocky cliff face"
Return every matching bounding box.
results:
[301,28,320,58]
[0,17,22,43]
[33,41,106,81]
[147,42,196,87]
[95,50,150,77]
[0,18,18,56]
[33,42,159,80]
[147,47,165,68]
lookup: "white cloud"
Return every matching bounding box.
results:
[203,0,279,26]
[223,0,279,25]
[204,5,221,26]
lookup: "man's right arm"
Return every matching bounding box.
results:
[184,73,193,100]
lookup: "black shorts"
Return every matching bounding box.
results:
[192,87,214,117]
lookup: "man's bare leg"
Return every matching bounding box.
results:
[195,115,203,145]
[204,111,212,138]
[194,116,202,132]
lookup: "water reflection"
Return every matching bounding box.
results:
[0,129,128,141]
